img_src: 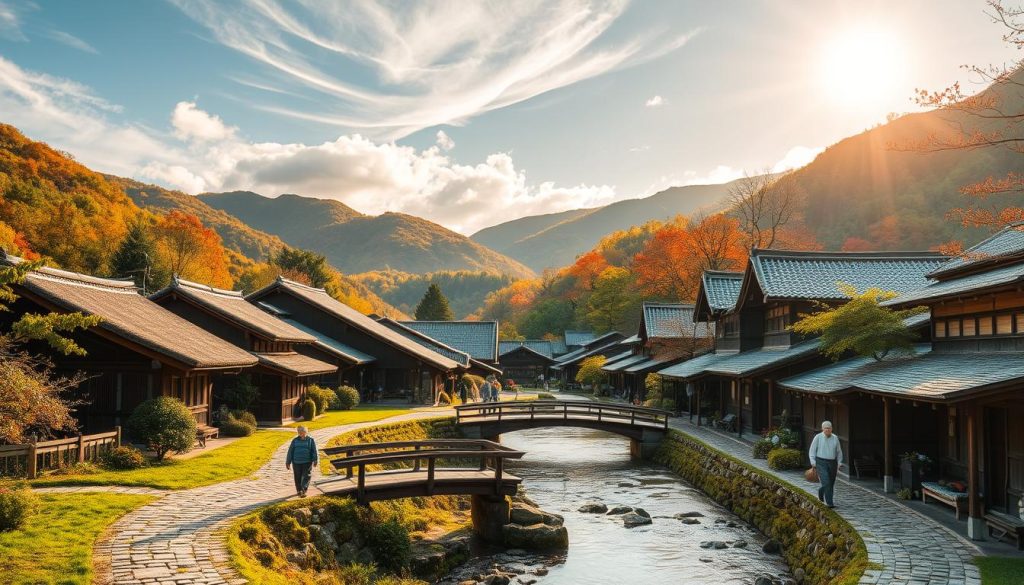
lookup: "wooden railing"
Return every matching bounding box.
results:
[321,439,524,502]
[455,400,670,430]
[0,428,121,479]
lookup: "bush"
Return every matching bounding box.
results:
[367,518,411,573]
[767,448,803,470]
[301,398,317,422]
[305,385,335,413]
[0,479,37,531]
[760,425,800,449]
[335,385,360,410]
[221,374,260,411]
[897,488,913,500]
[230,410,258,428]
[435,390,452,405]
[752,438,774,459]
[127,396,197,461]
[102,445,147,470]
[538,392,555,400]
[220,416,255,437]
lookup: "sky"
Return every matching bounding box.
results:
[0,1,1019,234]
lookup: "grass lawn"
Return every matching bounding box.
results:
[286,405,414,430]
[976,556,1024,585]
[0,492,154,585]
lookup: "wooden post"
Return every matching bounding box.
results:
[77,433,85,463]
[426,458,435,494]
[26,437,37,480]
[966,404,985,540]
[883,398,894,493]
[767,380,774,429]
[115,426,122,448]
[696,384,702,427]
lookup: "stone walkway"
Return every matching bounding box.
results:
[668,418,982,585]
[88,409,452,585]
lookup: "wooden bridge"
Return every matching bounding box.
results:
[455,400,670,457]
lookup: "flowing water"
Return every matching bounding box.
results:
[442,427,792,584]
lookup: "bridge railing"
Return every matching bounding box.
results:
[321,439,525,501]
[454,400,670,430]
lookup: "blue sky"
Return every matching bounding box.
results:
[0,1,1018,233]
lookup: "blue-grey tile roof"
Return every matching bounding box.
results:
[704,339,822,376]
[623,355,676,373]
[884,262,1024,307]
[282,318,376,364]
[399,320,498,362]
[549,338,568,356]
[499,340,558,359]
[778,345,932,394]
[701,271,743,312]
[747,249,948,302]
[619,334,641,346]
[497,344,556,363]
[848,351,1024,399]
[659,351,734,380]
[928,221,1024,279]
[602,353,648,372]
[641,303,713,339]
[377,318,471,367]
[553,338,624,367]
[601,350,634,365]
[564,330,597,348]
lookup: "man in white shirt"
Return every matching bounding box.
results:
[809,420,844,508]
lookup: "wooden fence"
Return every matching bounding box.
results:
[0,428,121,479]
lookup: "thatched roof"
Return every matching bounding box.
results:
[7,258,257,370]
[257,352,338,376]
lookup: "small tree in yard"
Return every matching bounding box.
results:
[575,356,607,392]
[791,283,926,362]
[127,396,197,461]
[414,283,454,321]
[645,373,664,405]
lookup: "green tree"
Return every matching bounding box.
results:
[498,321,524,341]
[273,248,333,288]
[110,218,166,292]
[791,282,926,361]
[519,298,575,338]
[575,355,607,390]
[414,283,454,320]
[583,267,641,333]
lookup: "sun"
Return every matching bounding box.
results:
[819,28,907,108]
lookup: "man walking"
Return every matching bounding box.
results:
[286,425,319,497]
[809,420,843,508]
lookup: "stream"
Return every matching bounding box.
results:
[440,427,793,584]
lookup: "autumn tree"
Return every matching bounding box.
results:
[727,172,802,249]
[415,283,455,321]
[575,355,607,391]
[584,267,641,333]
[152,211,231,288]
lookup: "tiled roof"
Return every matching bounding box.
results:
[623,355,677,374]
[602,353,648,372]
[928,222,1024,279]
[778,345,932,394]
[256,352,337,376]
[549,338,568,356]
[399,320,498,361]
[700,271,743,312]
[883,262,1024,307]
[378,319,471,367]
[658,351,734,380]
[471,358,503,375]
[602,350,634,365]
[849,351,1024,399]
[553,338,624,367]
[746,249,948,302]
[564,330,597,347]
[497,344,556,363]
[499,340,560,359]
[9,259,257,370]
[281,318,375,364]
[247,278,460,371]
[642,302,713,339]
[704,339,822,376]
[619,334,641,346]
[151,278,315,343]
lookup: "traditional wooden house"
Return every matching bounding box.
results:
[564,330,597,351]
[150,278,337,425]
[551,331,626,386]
[398,320,502,377]
[776,223,1024,541]
[247,277,461,403]
[0,255,257,433]
[378,317,500,381]
[660,250,946,438]
[497,342,558,384]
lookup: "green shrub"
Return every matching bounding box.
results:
[660,399,676,412]
[222,374,260,411]
[537,392,555,400]
[0,479,37,531]
[41,461,100,476]
[367,518,411,573]
[767,448,803,470]
[102,445,147,470]
[301,398,317,422]
[896,488,913,500]
[337,563,375,585]
[335,385,360,410]
[230,410,258,428]
[306,385,335,413]
[127,396,197,461]
[220,416,255,437]
[753,438,774,459]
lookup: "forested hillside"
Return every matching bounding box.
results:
[352,270,515,319]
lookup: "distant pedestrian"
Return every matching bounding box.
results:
[286,425,319,498]
[809,420,844,508]
[458,376,469,404]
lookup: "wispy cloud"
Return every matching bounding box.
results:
[0,0,29,41]
[171,0,698,139]
[45,29,99,54]
[645,95,664,107]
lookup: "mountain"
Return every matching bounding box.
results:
[472,181,734,272]
[198,191,535,278]
[352,269,515,319]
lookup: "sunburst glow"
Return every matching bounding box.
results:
[819,28,907,109]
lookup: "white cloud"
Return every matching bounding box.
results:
[45,30,99,54]
[645,95,664,107]
[171,101,236,142]
[681,165,745,186]
[171,0,699,138]
[0,1,27,42]
[771,145,823,172]
[435,130,455,151]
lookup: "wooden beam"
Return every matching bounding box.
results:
[966,403,985,540]
[883,398,894,493]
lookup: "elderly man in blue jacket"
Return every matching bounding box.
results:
[286,425,319,497]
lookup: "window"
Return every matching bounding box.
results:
[997,314,1014,335]
[722,314,739,338]
[765,305,790,333]
[935,321,947,338]
[1018,313,1024,333]
[948,319,961,337]
[962,318,976,336]
[979,316,993,336]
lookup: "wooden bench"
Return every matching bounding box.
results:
[985,510,1024,550]
[196,425,219,448]
[714,413,737,432]
[853,457,881,479]
[921,481,968,520]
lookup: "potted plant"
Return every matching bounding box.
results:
[899,451,933,492]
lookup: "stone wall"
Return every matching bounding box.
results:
[655,430,868,585]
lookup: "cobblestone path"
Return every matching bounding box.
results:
[668,418,982,585]
[90,409,450,585]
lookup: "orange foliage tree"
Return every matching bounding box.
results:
[153,210,232,288]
